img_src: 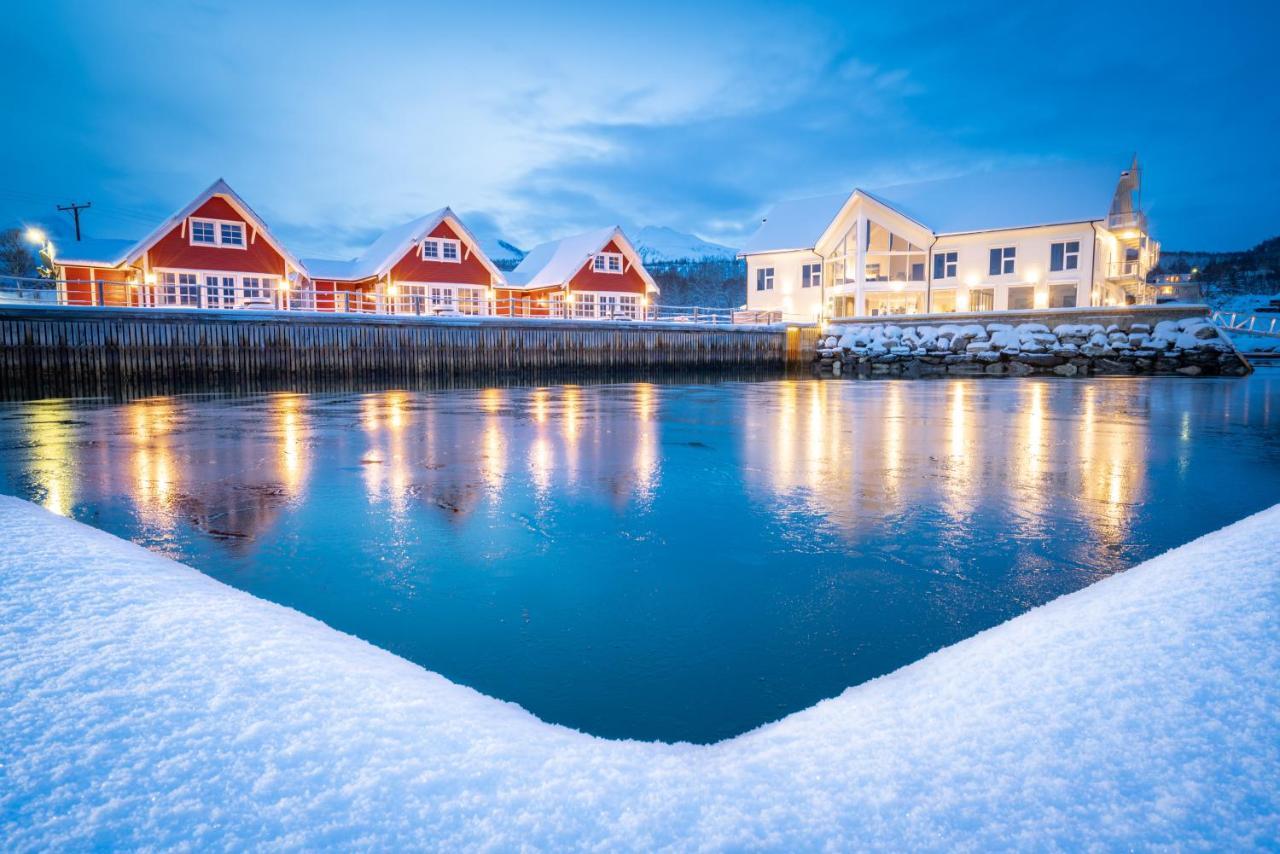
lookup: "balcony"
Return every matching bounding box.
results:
[1105,258,1151,282]
[1107,210,1148,237]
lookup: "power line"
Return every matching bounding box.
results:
[56,201,92,241]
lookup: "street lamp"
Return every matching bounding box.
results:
[24,227,46,245]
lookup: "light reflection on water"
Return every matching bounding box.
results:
[3,374,1279,743]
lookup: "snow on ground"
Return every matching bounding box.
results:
[2,494,1278,849]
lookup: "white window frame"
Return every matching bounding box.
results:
[933,251,958,280]
[594,252,624,274]
[1050,240,1081,273]
[756,267,774,291]
[801,263,822,288]
[188,217,248,249]
[989,245,1017,277]
[421,238,462,263]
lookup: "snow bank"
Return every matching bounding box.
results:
[2,495,1278,849]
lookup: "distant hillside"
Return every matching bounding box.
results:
[1160,235,1280,295]
[633,226,736,264]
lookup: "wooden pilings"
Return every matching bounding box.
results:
[0,306,816,399]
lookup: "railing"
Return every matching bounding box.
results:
[0,276,800,326]
[1212,311,1280,339]
[1106,259,1150,280]
[1107,211,1147,232]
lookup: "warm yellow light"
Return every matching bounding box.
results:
[890,281,905,292]
[144,272,157,285]
[24,227,46,245]
[1024,269,1040,284]
[387,283,399,297]
[279,278,291,292]
[956,290,971,311]
[1121,229,1138,240]
[565,291,574,303]
[1034,288,1049,309]
[640,294,648,307]
[964,274,979,286]
[486,287,496,300]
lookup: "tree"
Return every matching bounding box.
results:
[0,228,37,277]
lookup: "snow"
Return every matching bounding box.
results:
[742,163,1123,255]
[301,208,452,282]
[506,226,657,292]
[632,225,736,262]
[50,236,137,267]
[2,493,1278,849]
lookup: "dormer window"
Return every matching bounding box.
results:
[189,217,247,249]
[594,252,623,274]
[422,238,462,263]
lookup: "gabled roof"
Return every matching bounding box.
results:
[53,237,137,267]
[301,208,506,283]
[742,163,1127,255]
[120,178,308,273]
[505,226,658,291]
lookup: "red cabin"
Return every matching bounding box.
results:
[499,227,658,319]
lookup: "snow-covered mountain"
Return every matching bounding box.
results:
[632,226,737,263]
[479,237,525,270]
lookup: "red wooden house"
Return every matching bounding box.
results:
[498,227,658,319]
[303,208,505,314]
[54,179,306,309]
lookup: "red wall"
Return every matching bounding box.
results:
[61,265,137,306]
[312,279,377,313]
[567,240,649,295]
[389,220,493,285]
[145,196,287,274]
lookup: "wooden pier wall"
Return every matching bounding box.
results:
[0,305,819,399]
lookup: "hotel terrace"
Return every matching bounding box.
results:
[740,158,1159,321]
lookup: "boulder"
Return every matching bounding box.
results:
[1017,353,1064,368]
[1053,363,1079,377]
[1177,365,1203,376]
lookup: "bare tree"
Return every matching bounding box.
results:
[0,228,37,277]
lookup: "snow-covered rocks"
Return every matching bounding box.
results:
[816,313,1248,378]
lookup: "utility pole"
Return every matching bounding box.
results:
[57,201,92,241]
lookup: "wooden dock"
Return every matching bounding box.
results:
[0,305,820,399]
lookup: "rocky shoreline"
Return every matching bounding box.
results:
[815,316,1251,378]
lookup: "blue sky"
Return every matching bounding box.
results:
[2,0,1276,255]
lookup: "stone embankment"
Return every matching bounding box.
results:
[815,316,1251,378]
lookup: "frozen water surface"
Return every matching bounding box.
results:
[1,373,1279,742]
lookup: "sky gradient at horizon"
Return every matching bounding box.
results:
[2,0,1277,255]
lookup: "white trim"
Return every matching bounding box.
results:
[421,237,462,264]
[593,251,624,274]
[188,216,248,250]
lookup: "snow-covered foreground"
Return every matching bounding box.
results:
[2,495,1278,850]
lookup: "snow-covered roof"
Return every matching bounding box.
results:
[506,226,657,292]
[739,192,850,256]
[743,163,1126,255]
[302,208,505,283]
[53,237,137,267]
[119,179,307,274]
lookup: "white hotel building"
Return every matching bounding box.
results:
[740,159,1159,321]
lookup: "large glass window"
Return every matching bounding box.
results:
[1049,283,1077,308]
[969,288,995,312]
[865,291,924,316]
[989,246,1016,276]
[1050,241,1080,272]
[1007,285,1035,310]
[931,289,957,312]
[756,267,774,291]
[574,293,595,318]
[865,220,925,282]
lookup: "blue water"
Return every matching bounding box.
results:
[3,374,1279,743]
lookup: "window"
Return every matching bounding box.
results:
[969,288,995,312]
[205,274,236,309]
[865,291,923,316]
[1049,283,1077,308]
[989,246,1016,276]
[458,286,485,315]
[189,217,247,249]
[219,222,244,247]
[756,267,774,291]
[241,276,276,302]
[618,294,639,319]
[802,263,822,288]
[865,221,926,282]
[421,238,462,263]
[1007,285,1035,310]
[594,252,623,274]
[931,289,957,312]
[191,220,216,245]
[574,293,595,318]
[159,272,200,306]
[1050,241,1080,272]
[932,251,958,280]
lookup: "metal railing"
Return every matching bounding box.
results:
[1106,259,1151,280]
[0,276,801,326]
[1212,311,1280,339]
[1107,211,1147,232]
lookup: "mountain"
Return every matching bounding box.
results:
[632,226,737,263]
[481,238,525,271]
